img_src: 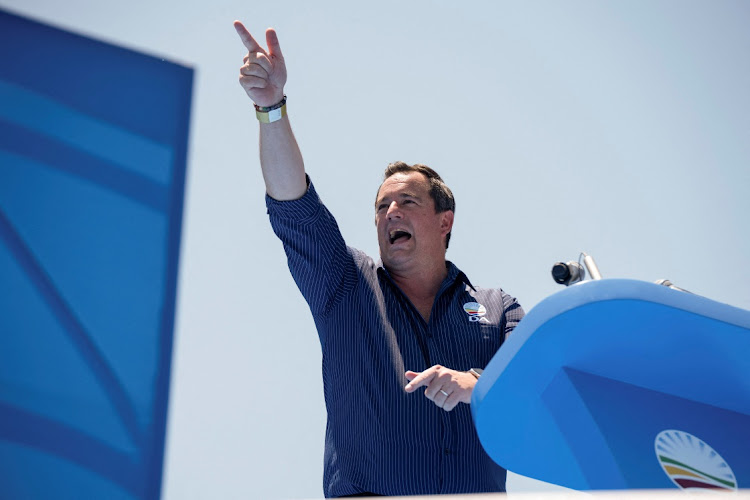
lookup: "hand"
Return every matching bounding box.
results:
[233,21,287,107]
[404,365,477,412]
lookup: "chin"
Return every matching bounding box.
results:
[382,252,411,270]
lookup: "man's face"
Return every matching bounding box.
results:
[375,171,453,272]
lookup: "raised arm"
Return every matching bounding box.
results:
[234,21,306,200]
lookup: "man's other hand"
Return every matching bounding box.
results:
[404,365,477,412]
[234,21,287,107]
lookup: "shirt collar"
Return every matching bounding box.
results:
[377,260,476,294]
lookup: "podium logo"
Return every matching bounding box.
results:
[463,302,489,323]
[655,430,737,491]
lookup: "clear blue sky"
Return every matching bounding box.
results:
[3,0,749,498]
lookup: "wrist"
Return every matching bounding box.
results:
[250,87,285,107]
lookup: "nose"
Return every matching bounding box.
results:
[386,201,402,220]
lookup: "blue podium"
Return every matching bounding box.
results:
[472,279,750,491]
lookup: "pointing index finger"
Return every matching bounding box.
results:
[233,20,265,54]
[404,369,437,392]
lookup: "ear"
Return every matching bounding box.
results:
[440,210,454,237]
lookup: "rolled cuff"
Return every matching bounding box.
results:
[265,175,322,223]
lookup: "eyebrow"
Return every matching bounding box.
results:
[375,192,421,207]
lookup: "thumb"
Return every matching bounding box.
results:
[405,371,419,381]
[266,28,284,59]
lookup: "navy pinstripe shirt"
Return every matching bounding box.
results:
[267,179,524,497]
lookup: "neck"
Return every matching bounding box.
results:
[387,259,448,322]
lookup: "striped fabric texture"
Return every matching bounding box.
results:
[267,180,525,498]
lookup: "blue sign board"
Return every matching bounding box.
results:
[0,9,192,499]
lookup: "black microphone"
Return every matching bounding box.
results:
[551,261,585,286]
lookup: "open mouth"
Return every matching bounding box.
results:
[389,230,412,245]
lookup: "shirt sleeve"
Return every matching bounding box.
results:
[265,177,357,321]
[501,292,525,340]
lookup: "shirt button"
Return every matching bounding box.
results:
[444,448,451,455]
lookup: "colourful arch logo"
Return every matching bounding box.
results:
[463,302,488,322]
[655,430,737,491]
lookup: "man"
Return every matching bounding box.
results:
[234,21,524,497]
